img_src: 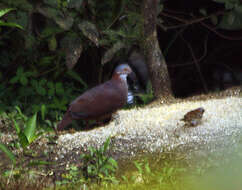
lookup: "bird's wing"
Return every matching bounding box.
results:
[69,81,125,119]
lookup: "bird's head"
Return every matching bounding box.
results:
[197,107,205,114]
[113,64,133,81]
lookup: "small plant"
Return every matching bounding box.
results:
[11,106,40,149]
[133,160,153,184]
[56,137,118,186]
[81,137,118,182]
[9,67,35,86]
[59,165,85,185]
[0,143,16,164]
[0,8,23,29]
[138,81,154,104]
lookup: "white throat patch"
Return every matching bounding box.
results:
[119,74,128,81]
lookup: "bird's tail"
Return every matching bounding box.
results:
[57,112,73,131]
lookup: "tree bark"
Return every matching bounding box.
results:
[142,0,173,101]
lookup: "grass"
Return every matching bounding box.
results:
[2,149,242,190]
[0,142,196,190]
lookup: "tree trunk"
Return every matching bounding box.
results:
[142,0,173,101]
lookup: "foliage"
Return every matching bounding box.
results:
[130,159,186,187]
[9,67,35,86]
[138,82,154,105]
[210,0,242,30]
[0,8,23,29]
[56,158,193,190]
[80,137,118,182]
[59,165,85,185]
[56,137,118,186]
[0,72,80,121]
[11,106,40,149]
[0,106,40,166]
[0,0,143,77]
[0,142,16,164]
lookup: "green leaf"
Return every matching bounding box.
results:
[108,158,118,168]
[102,164,115,172]
[48,88,55,96]
[55,82,64,95]
[39,79,47,85]
[134,161,143,174]
[16,67,24,76]
[31,79,38,88]
[0,21,23,29]
[88,165,96,175]
[41,104,46,120]
[39,56,55,66]
[0,8,15,18]
[48,97,67,110]
[15,106,28,121]
[47,81,54,89]
[103,137,111,153]
[23,113,37,143]
[9,76,19,84]
[219,9,242,30]
[145,162,151,174]
[89,147,95,157]
[40,26,63,38]
[68,0,83,9]
[43,0,59,7]
[12,118,21,134]
[36,86,46,96]
[25,71,34,77]
[32,104,40,113]
[44,120,52,127]
[47,82,55,96]
[36,6,73,30]
[18,131,29,148]
[48,35,57,51]
[20,76,28,86]
[167,167,174,176]
[0,143,16,164]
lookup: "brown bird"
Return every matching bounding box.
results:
[181,107,205,127]
[57,64,133,131]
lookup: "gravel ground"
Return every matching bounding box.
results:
[57,95,242,160]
